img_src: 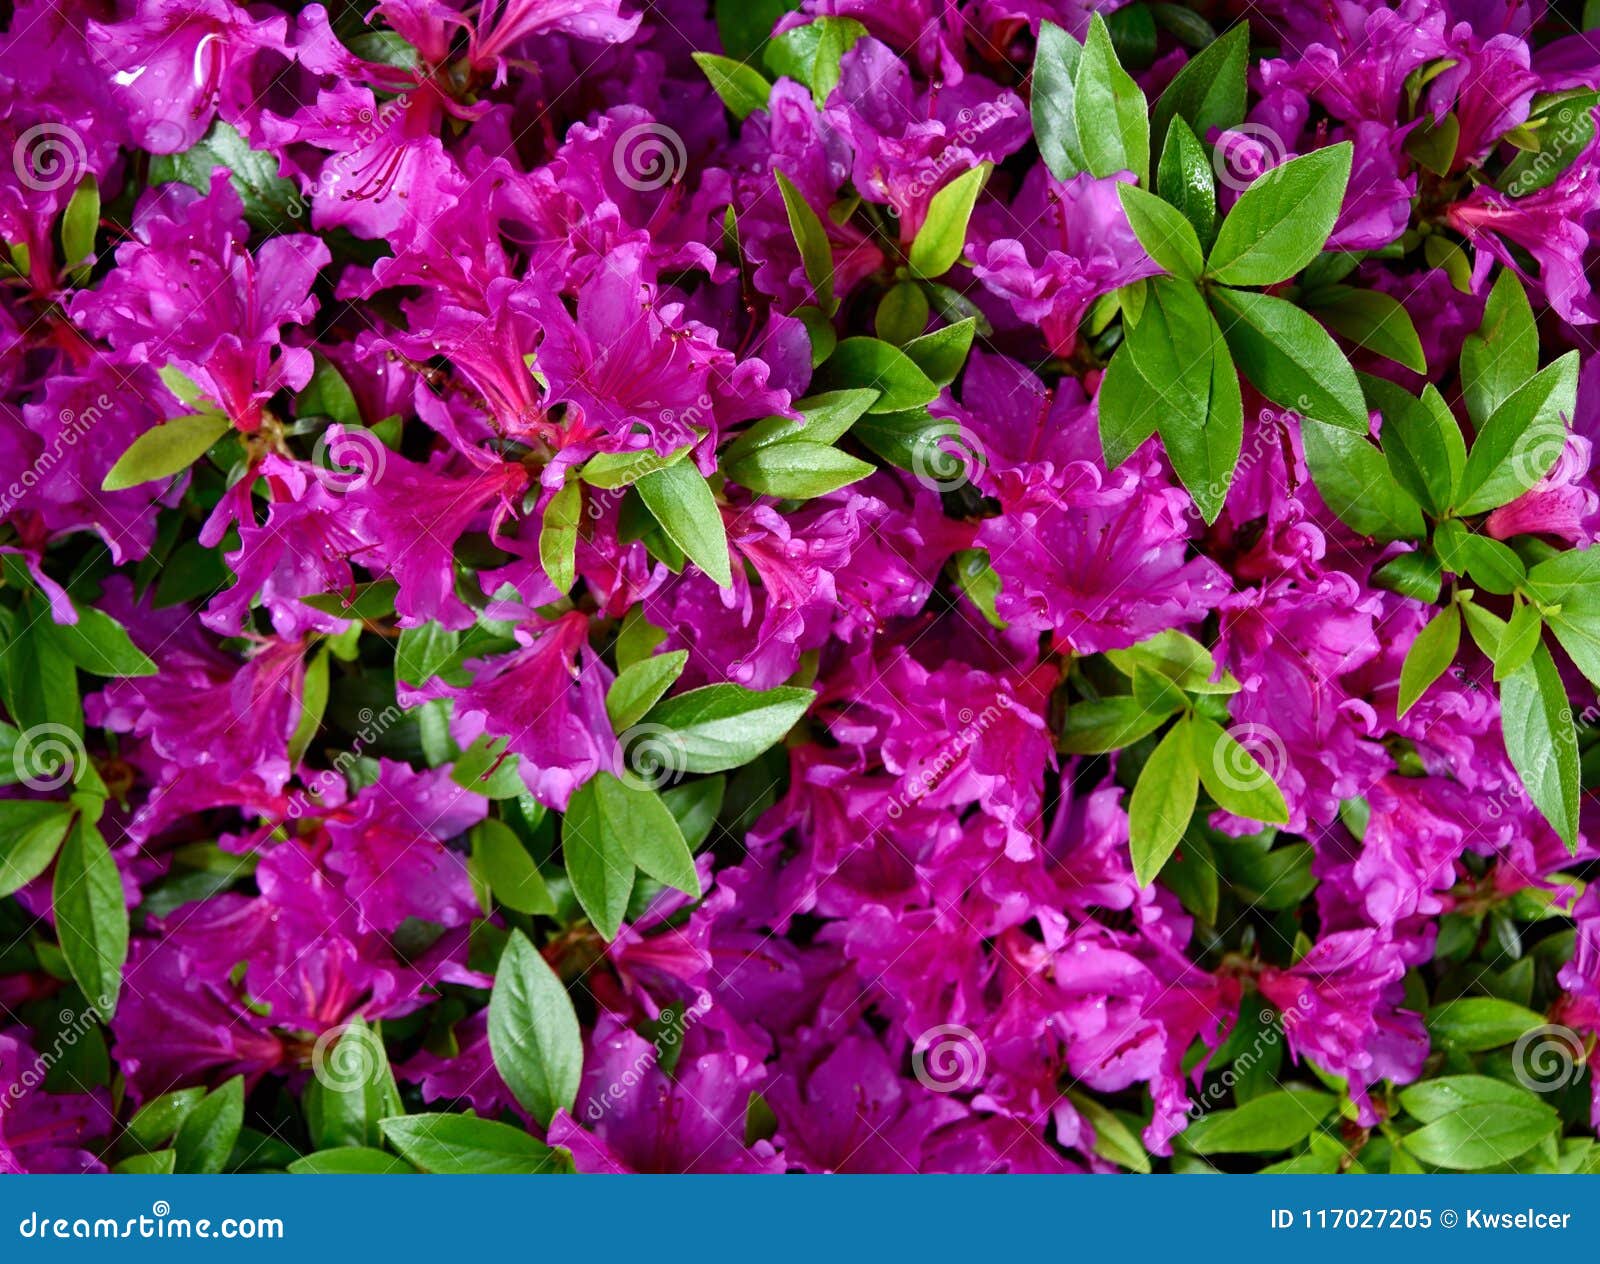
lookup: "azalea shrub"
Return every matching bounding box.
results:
[3,0,1600,1178]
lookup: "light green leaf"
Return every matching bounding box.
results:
[1462,267,1538,422]
[1425,998,1546,1051]
[1455,351,1578,514]
[822,337,940,412]
[774,169,834,313]
[53,816,127,1020]
[489,930,584,1127]
[539,480,582,595]
[725,442,874,499]
[635,460,732,589]
[1183,1089,1337,1155]
[174,1077,244,1174]
[1206,143,1353,286]
[1190,713,1288,824]
[606,650,689,732]
[642,683,814,773]
[1310,286,1427,373]
[102,413,231,491]
[0,801,72,897]
[48,605,155,677]
[692,51,772,119]
[380,1115,568,1175]
[1075,14,1149,185]
[1397,602,1461,718]
[1117,183,1203,279]
[471,819,556,916]
[1128,717,1200,886]
[1032,20,1086,181]
[1500,640,1580,851]
[562,777,636,939]
[908,163,988,278]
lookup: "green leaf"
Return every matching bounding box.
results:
[1425,998,1546,1051]
[1171,310,1242,524]
[174,1077,244,1175]
[579,445,690,489]
[1032,21,1085,181]
[1059,696,1179,755]
[53,817,127,1020]
[1462,269,1539,423]
[304,1019,402,1151]
[1400,1076,1557,1170]
[395,622,460,688]
[0,802,71,897]
[1156,118,1217,247]
[562,777,635,939]
[641,683,814,773]
[774,169,834,313]
[113,1151,178,1175]
[4,615,81,735]
[288,1148,415,1175]
[1074,14,1149,185]
[380,1115,568,1175]
[1189,713,1288,824]
[1205,143,1353,286]
[1367,378,1464,516]
[1150,22,1248,159]
[1066,1089,1151,1173]
[692,51,772,119]
[725,441,875,499]
[1309,286,1427,373]
[287,646,328,767]
[634,460,732,589]
[597,772,700,896]
[297,355,362,426]
[127,1087,206,1150]
[808,14,866,105]
[1117,184,1203,279]
[1501,640,1580,851]
[1096,325,1161,468]
[662,777,725,851]
[721,389,877,464]
[538,480,581,595]
[1183,1089,1337,1154]
[1455,351,1578,515]
[489,930,584,1127]
[1209,285,1368,431]
[1397,602,1461,719]
[61,174,98,276]
[606,650,689,732]
[471,818,556,916]
[715,0,798,63]
[1106,629,1237,694]
[452,734,527,799]
[301,579,397,621]
[150,122,301,231]
[1494,600,1544,683]
[48,605,155,677]
[1128,717,1200,886]
[1501,93,1600,196]
[876,280,929,344]
[822,337,940,412]
[102,413,231,490]
[908,163,988,278]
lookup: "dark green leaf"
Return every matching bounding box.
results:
[471,819,556,916]
[1150,22,1248,159]
[1059,695,1178,755]
[822,337,940,413]
[288,1148,415,1175]
[48,605,156,678]
[1155,118,1217,246]
[173,1077,244,1174]
[1462,268,1538,422]
[538,480,582,595]
[773,170,834,312]
[562,777,636,939]
[606,650,689,732]
[0,801,71,897]
[395,622,460,688]
[1501,640,1579,851]
[1210,285,1368,431]
[1309,286,1427,373]
[1426,998,1545,1051]
[53,817,127,1020]
[721,390,877,464]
